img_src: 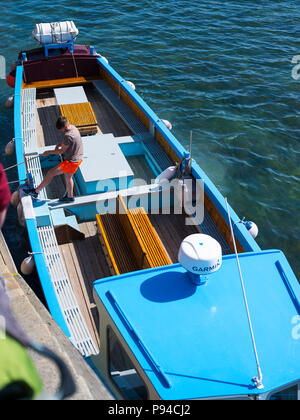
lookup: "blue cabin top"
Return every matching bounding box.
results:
[94,250,300,400]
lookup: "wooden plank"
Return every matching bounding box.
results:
[85,85,133,137]
[204,192,244,253]
[71,221,111,297]
[36,86,131,149]
[116,196,149,269]
[58,220,112,343]
[54,224,85,245]
[84,221,113,278]
[100,214,138,274]
[36,95,61,148]
[129,208,172,268]
[96,214,120,275]
[23,76,101,90]
[99,69,150,131]
[60,242,100,349]
[148,212,200,263]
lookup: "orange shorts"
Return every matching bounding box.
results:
[59,160,82,174]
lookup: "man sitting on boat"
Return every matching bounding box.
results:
[26,117,83,203]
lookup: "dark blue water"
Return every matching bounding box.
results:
[0,0,299,280]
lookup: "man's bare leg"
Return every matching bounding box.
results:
[64,172,74,198]
[35,166,63,194]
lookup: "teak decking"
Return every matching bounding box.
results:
[36,83,132,149]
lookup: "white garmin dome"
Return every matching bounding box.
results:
[178,234,222,282]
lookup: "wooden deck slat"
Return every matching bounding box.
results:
[59,221,112,346]
[85,85,133,137]
[24,76,101,90]
[60,242,100,349]
[35,84,132,152]
[148,212,200,263]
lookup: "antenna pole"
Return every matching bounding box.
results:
[188,131,192,174]
[225,197,264,390]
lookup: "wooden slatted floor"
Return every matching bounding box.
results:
[148,212,201,263]
[42,168,80,199]
[59,220,112,349]
[84,84,133,137]
[35,83,132,149]
[36,95,62,147]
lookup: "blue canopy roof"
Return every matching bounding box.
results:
[94,250,300,399]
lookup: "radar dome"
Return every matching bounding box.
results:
[178,234,222,284]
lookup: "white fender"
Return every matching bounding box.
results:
[10,190,20,207]
[5,139,15,155]
[162,119,172,130]
[155,166,177,184]
[21,256,35,276]
[126,81,136,90]
[5,96,14,109]
[245,221,258,239]
[17,203,25,227]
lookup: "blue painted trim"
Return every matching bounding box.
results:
[14,66,27,185]
[25,219,70,337]
[97,58,261,253]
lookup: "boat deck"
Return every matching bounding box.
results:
[59,221,111,348]
[36,83,133,148]
[32,78,234,351]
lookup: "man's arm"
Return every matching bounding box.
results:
[41,143,69,156]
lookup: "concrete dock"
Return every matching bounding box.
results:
[0,230,113,400]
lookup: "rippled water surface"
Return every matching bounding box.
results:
[0,0,299,280]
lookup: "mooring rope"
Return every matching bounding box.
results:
[3,161,25,172]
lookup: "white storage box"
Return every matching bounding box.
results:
[33,21,79,45]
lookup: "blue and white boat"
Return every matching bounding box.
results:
[8,22,300,400]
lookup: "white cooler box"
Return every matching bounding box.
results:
[32,21,79,45]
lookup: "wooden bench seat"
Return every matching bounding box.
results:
[96,195,171,275]
[129,207,171,267]
[23,76,101,90]
[96,213,138,275]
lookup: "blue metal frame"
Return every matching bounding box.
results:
[96,57,261,253]
[43,39,75,58]
[14,66,27,185]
